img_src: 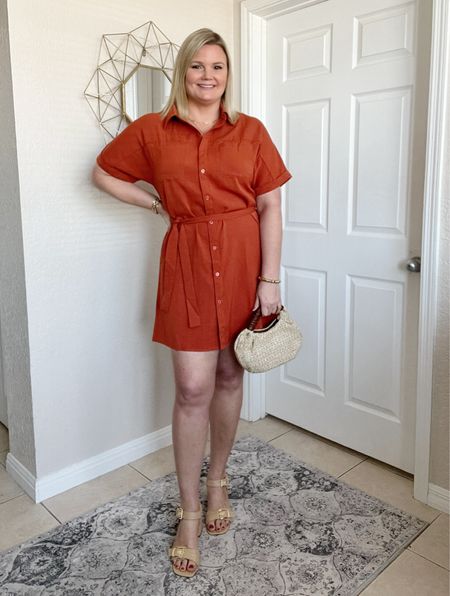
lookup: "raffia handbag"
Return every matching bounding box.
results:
[234,306,303,373]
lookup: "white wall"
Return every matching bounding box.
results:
[0,0,36,473]
[429,57,450,492]
[5,0,235,488]
[0,325,7,426]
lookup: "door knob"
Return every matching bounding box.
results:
[406,256,421,272]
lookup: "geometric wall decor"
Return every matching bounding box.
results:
[84,21,179,140]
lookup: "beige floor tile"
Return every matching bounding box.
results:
[360,549,449,595]
[340,459,440,523]
[409,513,449,570]
[43,465,149,523]
[236,415,294,442]
[130,445,176,480]
[269,428,366,477]
[0,494,59,551]
[0,423,8,452]
[0,466,23,504]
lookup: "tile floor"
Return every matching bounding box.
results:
[0,418,448,594]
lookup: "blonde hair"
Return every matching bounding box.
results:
[161,28,239,123]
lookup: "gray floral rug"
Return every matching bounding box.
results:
[0,435,428,595]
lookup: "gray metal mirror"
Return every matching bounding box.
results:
[84,21,178,140]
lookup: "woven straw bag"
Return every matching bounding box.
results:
[234,306,303,373]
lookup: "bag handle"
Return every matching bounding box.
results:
[247,306,284,330]
[247,307,262,331]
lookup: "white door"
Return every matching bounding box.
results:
[265,0,432,473]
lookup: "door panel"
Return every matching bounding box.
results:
[265,0,432,472]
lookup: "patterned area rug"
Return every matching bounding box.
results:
[0,435,428,595]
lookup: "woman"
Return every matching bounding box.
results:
[93,28,291,578]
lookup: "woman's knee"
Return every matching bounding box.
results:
[215,363,244,392]
[175,375,215,408]
[172,350,218,408]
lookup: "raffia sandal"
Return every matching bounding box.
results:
[168,505,202,578]
[205,475,234,535]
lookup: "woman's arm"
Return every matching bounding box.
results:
[253,187,283,316]
[92,164,159,210]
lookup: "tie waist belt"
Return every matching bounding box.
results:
[160,206,257,328]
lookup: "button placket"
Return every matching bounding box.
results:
[198,137,214,212]
[207,219,225,333]
[197,131,228,348]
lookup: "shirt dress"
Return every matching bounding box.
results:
[96,105,292,351]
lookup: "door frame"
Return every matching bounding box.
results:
[240,0,449,506]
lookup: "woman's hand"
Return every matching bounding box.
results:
[152,197,170,226]
[253,281,282,315]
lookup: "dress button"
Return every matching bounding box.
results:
[215,272,220,277]
[205,195,210,200]
[209,220,214,225]
[217,299,222,304]
[212,245,217,250]
[200,168,206,174]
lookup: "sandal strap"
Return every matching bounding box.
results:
[175,506,202,521]
[206,475,230,488]
[168,545,200,564]
[206,507,234,522]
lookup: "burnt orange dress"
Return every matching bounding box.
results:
[96,105,291,351]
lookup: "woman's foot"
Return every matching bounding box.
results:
[169,504,202,576]
[206,476,233,534]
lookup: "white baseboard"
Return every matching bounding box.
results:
[428,482,450,514]
[241,372,266,421]
[5,426,449,513]
[6,425,172,503]
[5,454,36,501]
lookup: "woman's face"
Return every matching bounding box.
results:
[185,44,228,107]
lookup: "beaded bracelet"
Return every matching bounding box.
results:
[258,275,281,284]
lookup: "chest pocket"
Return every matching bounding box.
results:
[216,140,258,179]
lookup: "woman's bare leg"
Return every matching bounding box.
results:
[170,349,218,573]
[207,344,244,532]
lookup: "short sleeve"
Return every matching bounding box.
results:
[252,121,292,196]
[96,116,153,184]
